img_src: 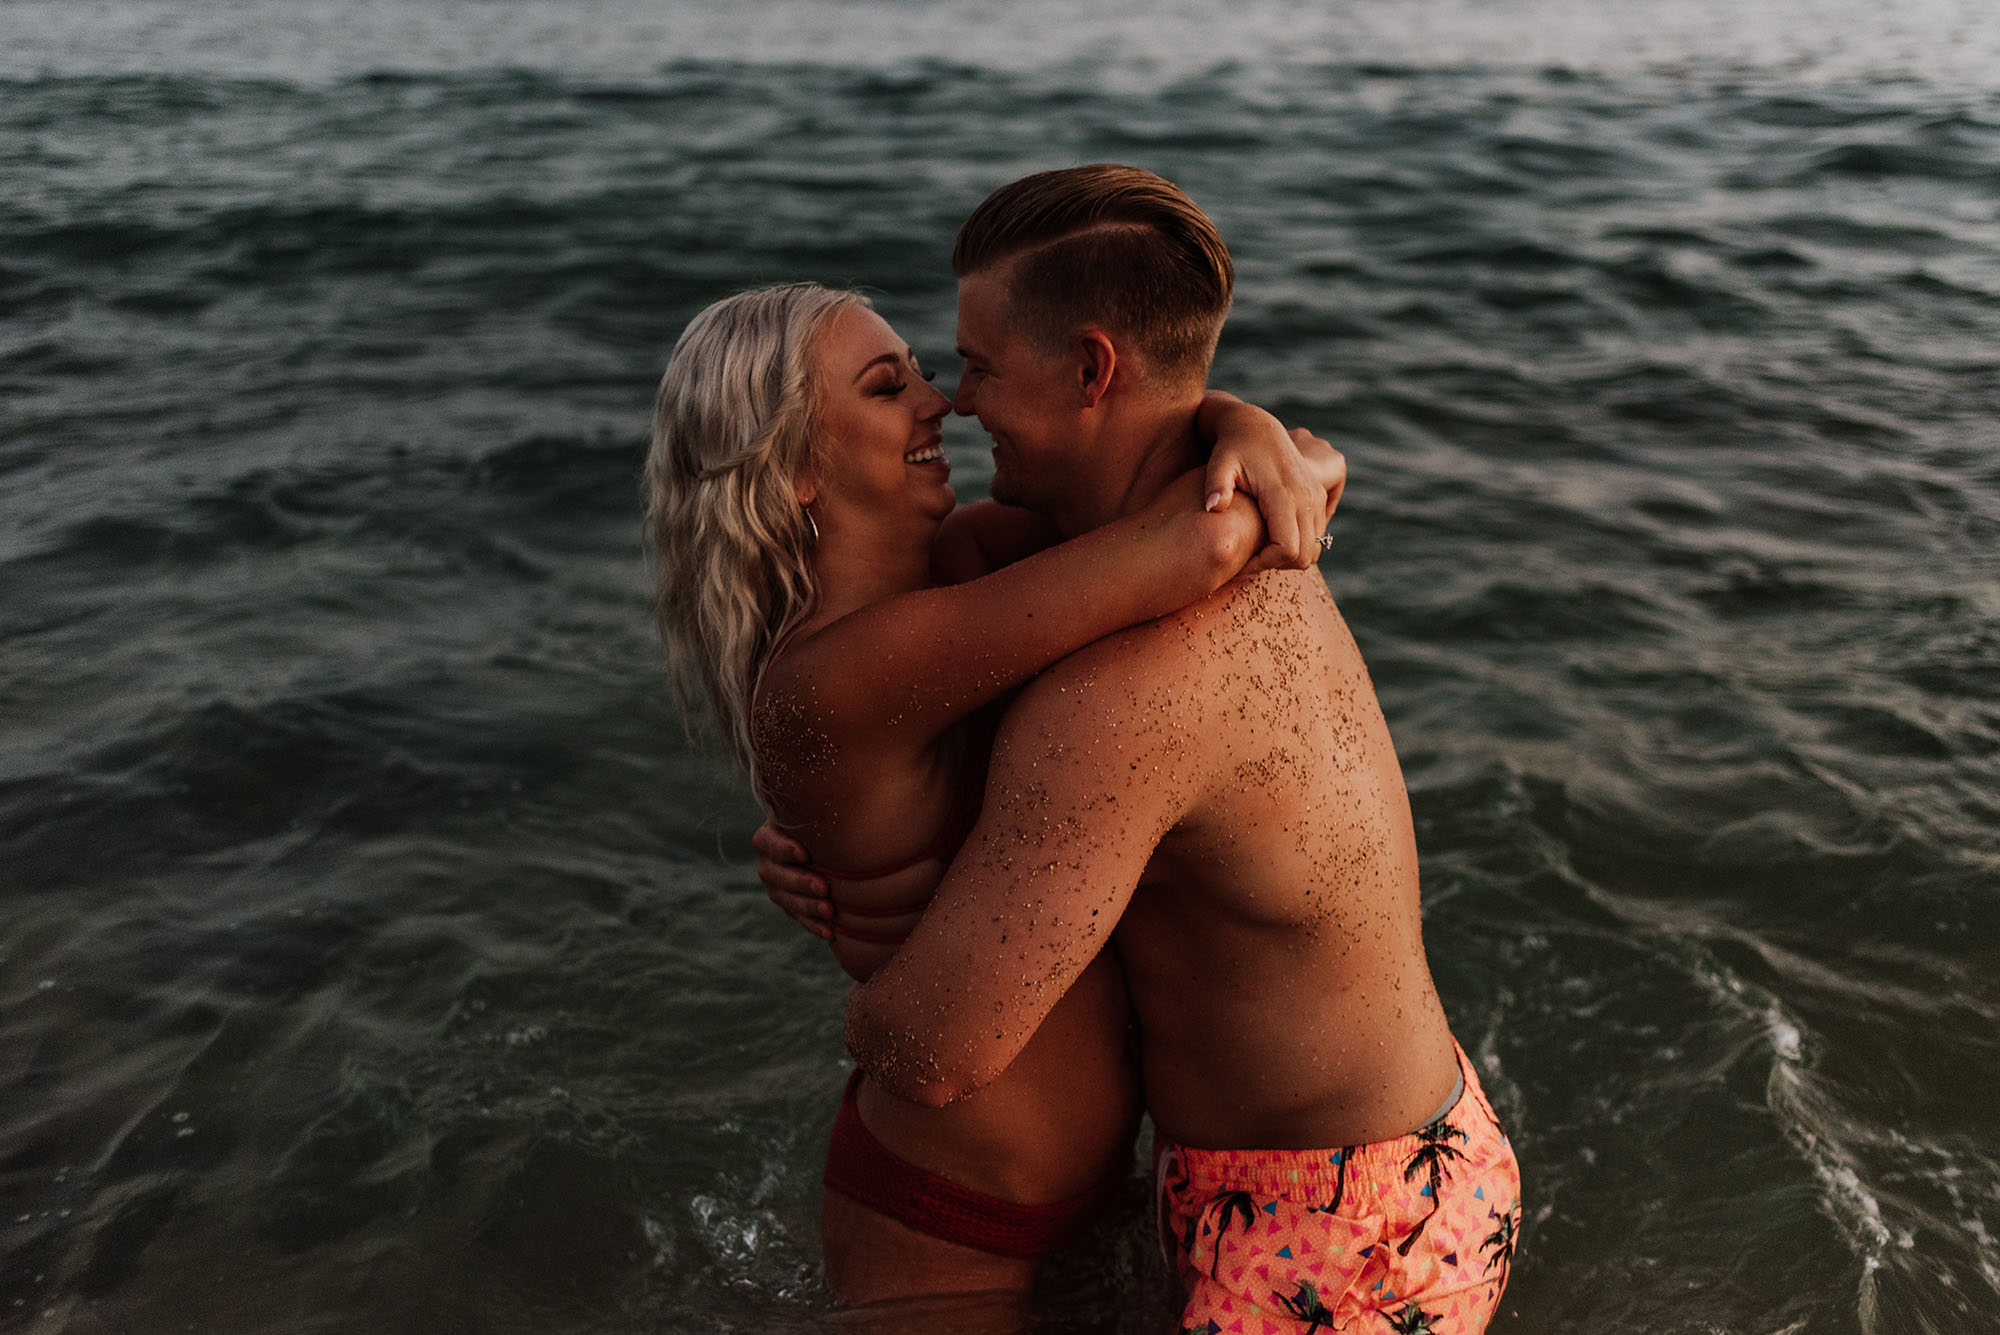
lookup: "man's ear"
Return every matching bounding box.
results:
[1075,330,1118,409]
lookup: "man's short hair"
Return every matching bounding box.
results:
[951,164,1233,387]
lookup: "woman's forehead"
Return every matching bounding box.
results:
[819,307,909,375]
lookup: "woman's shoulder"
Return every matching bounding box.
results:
[750,623,940,797]
[752,607,868,727]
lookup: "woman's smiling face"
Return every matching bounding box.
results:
[806,306,955,532]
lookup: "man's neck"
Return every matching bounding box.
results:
[1050,399,1206,538]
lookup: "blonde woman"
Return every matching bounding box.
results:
[647,283,1340,1310]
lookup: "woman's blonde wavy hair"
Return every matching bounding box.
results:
[644,283,868,793]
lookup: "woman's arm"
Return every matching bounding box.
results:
[1199,392,1347,571]
[760,466,1261,757]
[931,399,1345,587]
[762,399,1342,753]
[754,411,1342,928]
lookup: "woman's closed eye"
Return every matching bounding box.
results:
[871,363,936,396]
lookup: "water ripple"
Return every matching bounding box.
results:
[4,21,1999,1332]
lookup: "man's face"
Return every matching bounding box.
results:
[952,269,1075,513]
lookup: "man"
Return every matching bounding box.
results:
[769,165,1521,1333]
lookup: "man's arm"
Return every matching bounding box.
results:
[842,630,1204,1106]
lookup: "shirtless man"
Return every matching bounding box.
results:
[769,165,1521,1333]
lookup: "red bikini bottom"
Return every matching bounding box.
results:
[822,1070,1121,1258]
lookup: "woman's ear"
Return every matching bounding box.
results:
[794,476,818,508]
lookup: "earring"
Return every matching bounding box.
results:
[804,508,819,547]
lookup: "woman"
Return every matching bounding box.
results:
[646,283,1339,1309]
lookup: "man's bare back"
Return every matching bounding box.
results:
[846,564,1459,1150]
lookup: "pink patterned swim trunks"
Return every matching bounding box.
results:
[1156,1044,1521,1334]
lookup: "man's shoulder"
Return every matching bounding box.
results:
[1017,570,1319,721]
[1036,583,1217,685]
[1116,566,1321,657]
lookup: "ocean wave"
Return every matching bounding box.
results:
[3,25,1999,1331]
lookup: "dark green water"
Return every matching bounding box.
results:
[3,2,1997,1330]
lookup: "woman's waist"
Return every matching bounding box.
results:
[853,955,1140,1199]
[855,1042,1142,1202]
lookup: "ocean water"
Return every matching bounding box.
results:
[2,1,1997,1331]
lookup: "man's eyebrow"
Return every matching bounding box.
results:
[851,348,916,383]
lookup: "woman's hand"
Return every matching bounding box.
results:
[751,819,833,942]
[1198,392,1346,573]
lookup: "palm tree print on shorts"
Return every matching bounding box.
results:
[1198,1190,1260,1278]
[1480,1202,1519,1276]
[1395,1120,1468,1257]
[1273,1279,1340,1332]
[1382,1301,1441,1333]
[1304,1146,1354,1218]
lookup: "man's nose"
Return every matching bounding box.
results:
[952,373,978,416]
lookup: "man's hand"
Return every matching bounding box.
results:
[1198,392,1346,574]
[751,819,833,942]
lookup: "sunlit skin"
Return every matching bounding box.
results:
[752,303,1345,1308]
[844,260,1462,1160]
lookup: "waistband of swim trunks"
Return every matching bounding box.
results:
[1160,1042,1496,1201]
